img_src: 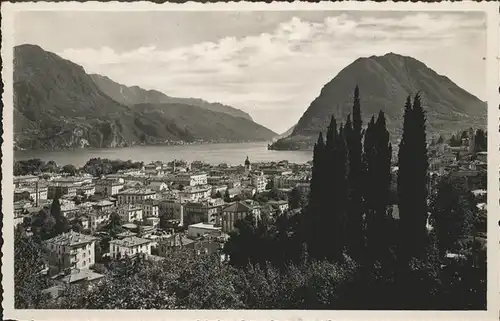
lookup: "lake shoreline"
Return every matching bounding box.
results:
[15,142,313,168]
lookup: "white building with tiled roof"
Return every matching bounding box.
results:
[109,236,152,259]
[44,231,97,275]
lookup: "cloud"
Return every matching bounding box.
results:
[58,12,485,133]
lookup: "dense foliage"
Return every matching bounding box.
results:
[81,158,143,177]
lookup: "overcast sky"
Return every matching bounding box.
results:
[14,10,486,133]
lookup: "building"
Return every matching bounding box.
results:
[159,199,184,226]
[211,185,228,197]
[92,199,115,212]
[147,181,169,192]
[144,163,165,176]
[14,175,39,187]
[207,176,224,186]
[116,188,157,205]
[109,236,152,259]
[295,182,311,196]
[97,180,125,196]
[220,200,261,233]
[250,174,267,193]
[44,231,97,275]
[190,161,206,170]
[77,184,96,197]
[184,198,226,225]
[117,204,143,223]
[273,174,310,189]
[267,200,289,214]
[157,234,196,257]
[48,183,78,199]
[145,217,160,228]
[142,199,160,218]
[87,211,111,232]
[175,172,208,187]
[187,222,222,239]
[178,186,211,203]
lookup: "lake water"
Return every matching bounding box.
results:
[15,142,313,168]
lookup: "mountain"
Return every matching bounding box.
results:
[14,44,276,151]
[270,53,487,150]
[272,125,296,142]
[90,74,253,121]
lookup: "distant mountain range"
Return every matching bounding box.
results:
[90,74,253,121]
[14,44,276,151]
[270,53,487,150]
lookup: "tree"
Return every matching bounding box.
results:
[62,164,77,176]
[289,187,306,210]
[31,209,57,241]
[224,189,231,203]
[345,85,365,260]
[107,212,124,238]
[215,191,223,199]
[364,112,393,262]
[266,179,274,190]
[305,132,326,261]
[474,129,487,152]
[51,197,70,236]
[397,94,429,262]
[14,227,50,308]
[224,215,269,267]
[460,130,468,141]
[449,134,461,147]
[430,178,477,256]
[41,160,58,173]
[71,218,84,233]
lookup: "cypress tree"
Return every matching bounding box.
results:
[333,123,349,260]
[324,116,342,261]
[306,132,326,260]
[363,116,377,259]
[51,197,69,237]
[397,94,429,262]
[374,111,392,220]
[345,86,365,260]
[368,111,393,261]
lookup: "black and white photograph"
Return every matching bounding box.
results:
[2,2,499,319]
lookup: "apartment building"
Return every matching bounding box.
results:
[175,172,208,187]
[117,204,143,223]
[116,188,157,205]
[109,236,152,259]
[44,231,97,275]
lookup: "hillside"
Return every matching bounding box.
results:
[272,125,296,142]
[90,74,253,121]
[14,44,275,150]
[270,53,487,150]
[133,103,276,143]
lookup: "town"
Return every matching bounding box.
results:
[13,126,487,304]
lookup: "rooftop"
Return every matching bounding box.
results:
[45,231,97,247]
[94,200,114,207]
[109,236,151,247]
[55,268,105,284]
[223,201,257,213]
[188,222,222,231]
[118,188,156,195]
